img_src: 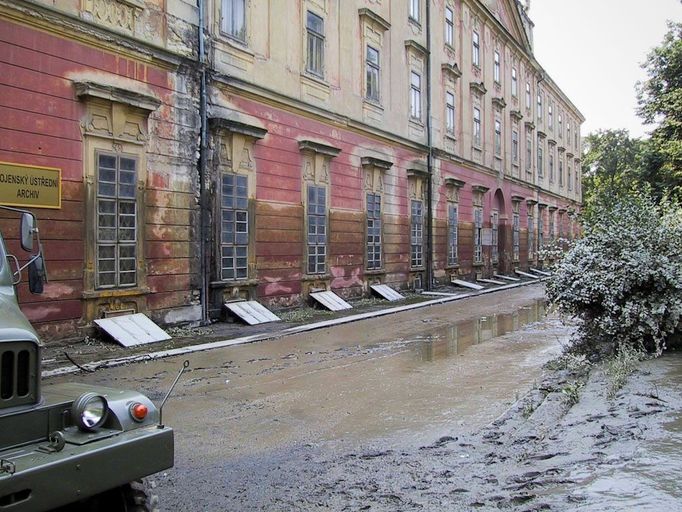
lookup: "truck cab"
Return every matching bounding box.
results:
[0,209,173,511]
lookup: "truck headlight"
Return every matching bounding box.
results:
[72,392,108,431]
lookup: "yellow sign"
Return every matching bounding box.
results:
[0,162,62,209]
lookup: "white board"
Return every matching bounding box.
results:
[477,278,505,285]
[515,270,540,279]
[225,301,281,325]
[310,291,353,311]
[370,284,405,302]
[494,273,520,282]
[451,279,485,290]
[530,268,552,277]
[94,313,171,348]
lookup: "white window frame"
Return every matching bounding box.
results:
[445,7,454,47]
[512,128,519,163]
[472,30,480,67]
[365,45,380,103]
[409,0,420,22]
[306,11,325,78]
[446,91,455,134]
[410,199,424,268]
[447,203,458,266]
[473,106,481,147]
[494,119,502,156]
[494,51,501,84]
[410,71,422,121]
[220,173,249,281]
[366,192,382,270]
[511,67,518,97]
[221,0,246,42]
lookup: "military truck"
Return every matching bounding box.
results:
[0,207,174,511]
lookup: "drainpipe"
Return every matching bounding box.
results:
[198,0,209,324]
[425,0,434,291]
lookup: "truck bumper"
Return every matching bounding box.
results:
[0,425,173,512]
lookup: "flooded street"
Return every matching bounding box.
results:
[45,283,682,510]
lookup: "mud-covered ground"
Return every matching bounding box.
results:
[46,284,682,510]
[236,354,682,512]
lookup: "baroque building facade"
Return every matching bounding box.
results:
[0,0,583,339]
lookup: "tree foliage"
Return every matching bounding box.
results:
[636,20,682,200]
[547,193,682,355]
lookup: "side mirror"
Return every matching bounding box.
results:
[28,255,46,294]
[20,213,34,252]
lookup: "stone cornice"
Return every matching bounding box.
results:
[74,81,161,112]
[209,118,268,139]
[361,156,393,170]
[298,139,341,157]
[358,8,391,31]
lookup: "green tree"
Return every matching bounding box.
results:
[580,129,643,210]
[636,21,682,200]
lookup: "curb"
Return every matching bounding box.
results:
[43,278,547,378]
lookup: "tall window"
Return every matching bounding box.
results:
[366,46,380,102]
[472,30,480,67]
[221,0,246,41]
[558,113,563,138]
[473,206,483,264]
[494,51,501,83]
[96,153,137,288]
[446,91,455,134]
[559,159,564,187]
[410,199,424,267]
[306,11,324,77]
[512,128,519,163]
[526,130,532,172]
[537,136,544,177]
[525,82,531,109]
[473,107,481,146]
[538,212,544,248]
[537,92,543,121]
[410,71,422,120]
[494,119,502,156]
[221,174,249,280]
[527,210,535,260]
[548,104,553,130]
[367,193,382,270]
[568,166,573,191]
[511,67,518,97]
[409,0,420,22]
[445,7,454,46]
[549,212,555,240]
[307,184,327,274]
[549,153,554,182]
[447,203,458,266]
[491,210,499,263]
[512,211,520,261]
[567,121,572,148]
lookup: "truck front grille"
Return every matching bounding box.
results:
[0,342,38,408]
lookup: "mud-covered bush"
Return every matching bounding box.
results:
[546,193,682,354]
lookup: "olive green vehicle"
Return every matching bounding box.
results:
[0,208,174,511]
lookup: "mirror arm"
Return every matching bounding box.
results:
[7,254,21,285]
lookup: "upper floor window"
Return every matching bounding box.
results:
[409,0,420,22]
[306,11,324,77]
[446,91,455,134]
[537,136,544,176]
[365,46,380,102]
[494,119,502,156]
[512,128,519,163]
[410,71,422,120]
[473,106,481,146]
[558,113,563,138]
[537,92,543,121]
[221,0,246,42]
[525,82,531,109]
[447,203,458,266]
[511,67,518,97]
[445,7,454,46]
[567,121,572,148]
[472,30,480,67]
[493,51,501,84]
[548,104,553,130]
[96,153,138,289]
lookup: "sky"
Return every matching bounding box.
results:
[529,0,682,138]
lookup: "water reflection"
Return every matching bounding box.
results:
[417,299,546,362]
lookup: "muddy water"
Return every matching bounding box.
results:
[48,285,576,509]
[556,353,682,511]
